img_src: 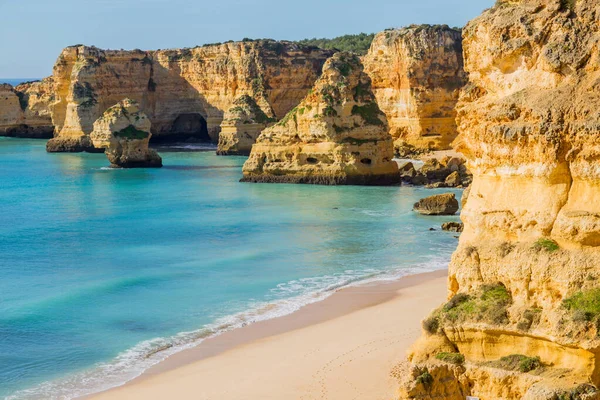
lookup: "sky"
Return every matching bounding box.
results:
[0,0,494,78]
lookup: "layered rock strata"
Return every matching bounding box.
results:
[47,41,334,152]
[90,99,161,168]
[0,78,55,138]
[216,95,276,155]
[363,25,466,154]
[400,1,600,398]
[241,52,400,185]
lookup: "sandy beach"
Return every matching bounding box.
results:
[89,269,447,400]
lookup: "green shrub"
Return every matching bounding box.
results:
[415,369,433,387]
[487,354,542,373]
[295,33,375,55]
[435,352,465,365]
[114,125,149,140]
[533,238,559,252]
[422,315,439,334]
[443,293,470,311]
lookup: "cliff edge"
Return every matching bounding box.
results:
[400,1,600,398]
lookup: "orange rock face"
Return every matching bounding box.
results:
[0,79,55,138]
[362,25,466,154]
[47,41,334,152]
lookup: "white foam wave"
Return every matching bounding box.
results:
[7,258,448,400]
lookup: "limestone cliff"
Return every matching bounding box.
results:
[241,52,400,185]
[90,98,161,168]
[47,41,334,152]
[362,25,466,154]
[216,95,276,155]
[400,1,600,398]
[0,78,55,138]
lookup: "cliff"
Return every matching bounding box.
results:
[362,25,466,155]
[0,78,55,138]
[400,1,600,398]
[47,41,334,152]
[241,52,400,185]
[90,98,161,168]
[217,95,276,155]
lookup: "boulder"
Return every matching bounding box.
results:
[90,99,162,168]
[441,222,464,232]
[413,193,459,215]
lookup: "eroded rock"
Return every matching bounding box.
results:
[90,99,162,168]
[241,52,400,185]
[414,193,459,215]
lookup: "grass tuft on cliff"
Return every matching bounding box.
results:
[533,238,559,252]
[351,102,385,126]
[436,283,512,327]
[563,288,600,324]
[486,354,542,373]
[435,352,465,365]
[114,125,149,140]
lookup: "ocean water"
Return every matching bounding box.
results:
[0,138,462,399]
[0,79,41,86]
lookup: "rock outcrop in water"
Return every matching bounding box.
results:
[216,95,276,155]
[0,79,55,138]
[90,99,162,168]
[46,41,334,152]
[241,52,400,185]
[400,1,600,398]
[363,25,466,155]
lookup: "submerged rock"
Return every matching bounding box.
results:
[90,99,162,168]
[241,52,400,185]
[413,193,459,215]
[216,95,276,156]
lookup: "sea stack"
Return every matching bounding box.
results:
[90,99,162,168]
[216,95,276,155]
[401,0,600,398]
[241,52,400,185]
[363,25,466,155]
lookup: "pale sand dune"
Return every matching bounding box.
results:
[90,270,447,400]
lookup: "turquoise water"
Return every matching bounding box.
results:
[0,138,462,399]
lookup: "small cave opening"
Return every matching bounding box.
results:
[360,158,372,165]
[151,113,210,144]
[306,157,319,164]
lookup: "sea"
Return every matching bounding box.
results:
[0,137,462,399]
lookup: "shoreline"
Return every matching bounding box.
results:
[87,268,448,400]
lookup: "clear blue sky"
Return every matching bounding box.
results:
[0,0,493,78]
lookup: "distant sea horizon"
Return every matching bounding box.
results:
[0,78,42,86]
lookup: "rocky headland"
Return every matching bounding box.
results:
[90,98,162,168]
[241,52,400,185]
[400,0,600,398]
[362,25,466,155]
[46,41,334,152]
[0,78,55,138]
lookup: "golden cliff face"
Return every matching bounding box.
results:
[401,1,600,398]
[47,41,333,152]
[0,79,55,138]
[362,25,466,154]
[241,52,400,185]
